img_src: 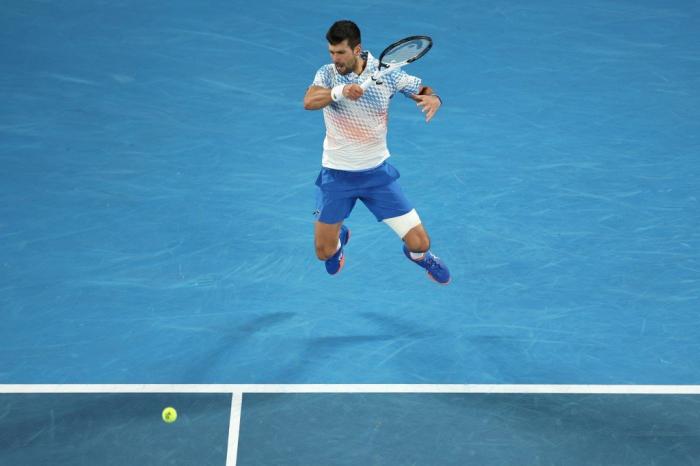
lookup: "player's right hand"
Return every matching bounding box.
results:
[343,84,364,101]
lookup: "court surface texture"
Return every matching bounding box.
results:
[1,0,699,464]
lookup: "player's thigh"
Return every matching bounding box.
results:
[361,181,414,223]
[315,186,357,225]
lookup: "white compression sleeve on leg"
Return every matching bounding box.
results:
[382,209,422,239]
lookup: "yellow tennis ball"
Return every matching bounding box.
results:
[162,407,177,423]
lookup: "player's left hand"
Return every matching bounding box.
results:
[414,94,441,122]
[343,84,364,101]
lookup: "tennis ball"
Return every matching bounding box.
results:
[162,406,177,423]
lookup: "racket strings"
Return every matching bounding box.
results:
[380,37,432,65]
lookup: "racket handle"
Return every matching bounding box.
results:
[360,76,376,90]
[360,64,404,91]
[360,68,389,90]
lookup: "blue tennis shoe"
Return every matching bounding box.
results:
[325,225,351,275]
[403,245,451,284]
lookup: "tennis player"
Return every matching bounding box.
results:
[304,20,450,284]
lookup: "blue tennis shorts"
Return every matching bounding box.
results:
[314,161,413,224]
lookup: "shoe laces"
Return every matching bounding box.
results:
[424,253,442,272]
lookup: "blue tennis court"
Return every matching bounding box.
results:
[1,0,699,464]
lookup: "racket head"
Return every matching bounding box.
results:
[377,35,433,69]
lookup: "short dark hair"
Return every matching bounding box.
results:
[326,20,361,49]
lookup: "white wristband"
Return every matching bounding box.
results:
[331,85,345,102]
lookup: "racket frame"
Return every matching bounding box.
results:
[360,35,433,90]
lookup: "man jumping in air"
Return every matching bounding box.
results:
[303,20,450,284]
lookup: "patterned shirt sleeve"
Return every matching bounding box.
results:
[312,65,332,88]
[388,69,422,97]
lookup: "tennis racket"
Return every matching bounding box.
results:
[360,35,433,90]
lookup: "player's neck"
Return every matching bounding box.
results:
[353,56,366,76]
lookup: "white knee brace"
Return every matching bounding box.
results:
[382,209,422,239]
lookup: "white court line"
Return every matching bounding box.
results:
[1,384,700,394]
[5,384,697,464]
[226,393,243,466]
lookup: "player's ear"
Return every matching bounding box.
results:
[354,44,361,56]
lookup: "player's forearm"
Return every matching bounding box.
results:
[303,87,333,110]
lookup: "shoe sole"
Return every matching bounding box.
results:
[427,271,451,285]
[334,254,345,275]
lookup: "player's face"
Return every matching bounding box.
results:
[328,40,360,75]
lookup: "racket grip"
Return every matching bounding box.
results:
[361,69,387,90]
[360,77,375,91]
[361,66,395,90]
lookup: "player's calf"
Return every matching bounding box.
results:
[315,242,339,261]
[323,225,351,275]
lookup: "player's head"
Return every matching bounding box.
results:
[326,20,361,75]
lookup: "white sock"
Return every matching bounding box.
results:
[410,251,426,260]
[335,239,342,253]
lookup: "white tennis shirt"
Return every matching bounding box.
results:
[311,51,421,171]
